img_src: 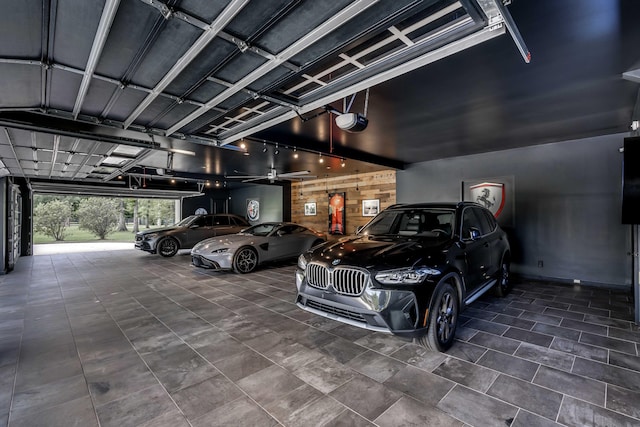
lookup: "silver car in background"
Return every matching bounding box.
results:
[191,222,325,273]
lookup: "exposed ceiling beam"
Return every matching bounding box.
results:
[73,0,122,119]
[103,149,156,181]
[123,0,250,129]
[219,17,504,145]
[165,0,381,136]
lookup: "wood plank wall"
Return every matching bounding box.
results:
[291,170,396,237]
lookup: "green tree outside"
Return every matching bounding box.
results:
[33,199,72,241]
[77,197,119,239]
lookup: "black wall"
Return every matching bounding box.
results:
[397,133,631,288]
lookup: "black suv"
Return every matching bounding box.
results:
[135,213,249,257]
[295,202,511,352]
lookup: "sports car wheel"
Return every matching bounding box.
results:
[233,247,258,273]
[494,256,512,297]
[418,281,459,352]
[157,237,179,257]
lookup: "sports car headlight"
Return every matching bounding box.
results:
[210,248,229,254]
[375,267,440,285]
[297,254,308,270]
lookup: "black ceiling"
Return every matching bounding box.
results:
[0,0,638,196]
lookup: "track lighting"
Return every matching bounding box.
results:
[293,147,298,159]
[274,143,279,155]
[262,143,267,153]
[341,158,346,167]
[319,153,324,163]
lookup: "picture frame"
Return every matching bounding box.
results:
[304,202,316,216]
[362,199,380,217]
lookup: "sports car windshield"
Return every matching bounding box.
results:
[360,209,455,237]
[240,224,277,236]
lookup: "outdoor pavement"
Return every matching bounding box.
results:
[32,242,135,255]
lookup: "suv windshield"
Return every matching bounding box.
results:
[176,215,197,227]
[360,209,455,237]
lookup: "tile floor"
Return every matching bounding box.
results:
[0,249,639,426]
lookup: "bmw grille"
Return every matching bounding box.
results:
[305,263,368,296]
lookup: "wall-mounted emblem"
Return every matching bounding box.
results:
[470,182,505,218]
[246,199,259,222]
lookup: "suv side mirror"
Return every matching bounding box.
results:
[469,228,481,240]
[190,224,200,229]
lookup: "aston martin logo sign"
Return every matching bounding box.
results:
[470,182,505,218]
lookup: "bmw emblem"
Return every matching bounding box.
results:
[332,259,341,266]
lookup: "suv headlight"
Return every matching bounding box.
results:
[144,233,159,240]
[297,254,308,270]
[375,267,440,285]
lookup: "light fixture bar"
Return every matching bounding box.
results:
[165,0,380,136]
[73,0,121,119]
[124,0,249,129]
[49,134,60,178]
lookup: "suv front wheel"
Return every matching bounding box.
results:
[417,281,459,352]
[157,237,179,257]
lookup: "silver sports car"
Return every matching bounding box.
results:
[191,222,325,273]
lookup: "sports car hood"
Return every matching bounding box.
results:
[310,234,451,270]
[192,233,265,252]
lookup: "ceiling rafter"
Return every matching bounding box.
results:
[72,0,122,119]
[123,0,250,129]
[48,134,60,178]
[219,15,503,145]
[203,2,467,136]
[165,0,381,136]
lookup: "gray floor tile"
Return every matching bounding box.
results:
[477,349,540,381]
[550,337,608,362]
[514,342,575,371]
[213,348,274,381]
[438,384,517,426]
[533,365,605,405]
[262,384,324,423]
[375,396,464,427]
[558,396,640,427]
[3,253,640,427]
[383,365,455,405]
[8,395,98,427]
[142,343,218,393]
[511,410,563,427]
[606,384,640,420]
[294,356,355,394]
[503,327,554,347]
[95,384,179,427]
[389,343,448,372]
[191,396,279,427]
[432,356,499,392]
[10,374,90,421]
[346,350,406,383]
[238,364,306,405]
[468,331,521,354]
[572,357,640,393]
[170,375,243,420]
[487,374,563,421]
[329,374,402,420]
[580,332,636,356]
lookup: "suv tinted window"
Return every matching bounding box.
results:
[213,215,230,226]
[473,207,493,235]
[461,208,482,239]
[192,216,210,227]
